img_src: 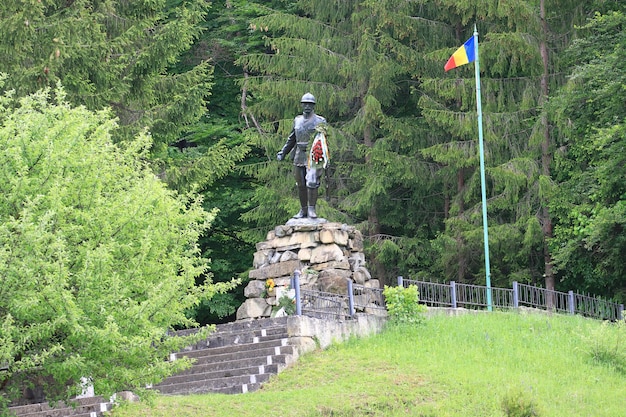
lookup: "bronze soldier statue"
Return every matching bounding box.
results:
[277,93,327,219]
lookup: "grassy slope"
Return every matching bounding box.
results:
[111,312,626,417]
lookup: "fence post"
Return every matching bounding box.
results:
[397,276,403,287]
[292,270,302,316]
[512,281,519,308]
[619,304,624,321]
[568,291,575,315]
[450,281,457,309]
[347,279,355,317]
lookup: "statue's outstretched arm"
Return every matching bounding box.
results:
[277,130,296,161]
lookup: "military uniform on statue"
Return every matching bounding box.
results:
[277,93,329,221]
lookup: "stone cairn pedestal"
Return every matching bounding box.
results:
[236,219,379,320]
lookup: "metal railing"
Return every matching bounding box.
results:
[413,280,454,307]
[299,288,351,320]
[352,283,386,313]
[574,292,623,320]
[287,270,624,322]
[398,277,624,321]
[290,271,387,321]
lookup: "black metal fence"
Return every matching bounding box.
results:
[287,270,624,322]
[399,277,624,321]
[290,271,387,320]
[299,288,351,320]
[352,283,386,312]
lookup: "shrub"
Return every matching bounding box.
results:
[584,320,626,373]
[501,388,542,417]
[383,285,427,324]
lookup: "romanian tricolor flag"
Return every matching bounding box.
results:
[444,36,476,72]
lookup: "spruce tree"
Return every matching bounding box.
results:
[0,0,211,148]
[418,0,588,288]
[238,0,448,282]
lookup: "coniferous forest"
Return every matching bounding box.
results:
[1,0,626,406]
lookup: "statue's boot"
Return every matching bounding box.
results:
[293,187,308,218]
[293,207,307,218]
[307,188,318,219]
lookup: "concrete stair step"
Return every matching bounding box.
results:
[8,397,112,417]
[174,317,289,339]
[159,363,282,386]
[213,317,289,334]
[176,343,294,365]
[181,325,289,352]
[176,337,290,360]
[209,382,263,395]
[172,353,290,377]
[180,332,289,353]
[179,344,294,365]
[202,326,289,349]
[155,372,273,395]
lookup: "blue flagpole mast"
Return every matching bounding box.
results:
[473,25,493,311]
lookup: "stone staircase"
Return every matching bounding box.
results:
[153,316,296,395]
[7,396,113,417]
[6,316,296,416]
[5,314,387,416]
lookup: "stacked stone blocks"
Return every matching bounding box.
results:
[237,222,379,320]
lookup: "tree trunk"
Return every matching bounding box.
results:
[363,115,379,233]
[363,122,384,281]
[540,0,555,293]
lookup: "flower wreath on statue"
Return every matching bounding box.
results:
[307,124,330,170]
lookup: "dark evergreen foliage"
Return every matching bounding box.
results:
[1,0,624,322]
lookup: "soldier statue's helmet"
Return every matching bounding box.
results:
[300,93,316,104]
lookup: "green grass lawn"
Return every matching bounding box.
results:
[111,311,626,417]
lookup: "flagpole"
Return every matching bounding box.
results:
[473,25,493,311]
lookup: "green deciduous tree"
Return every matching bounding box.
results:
[0,84,235,408]
[549,5,626,302]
